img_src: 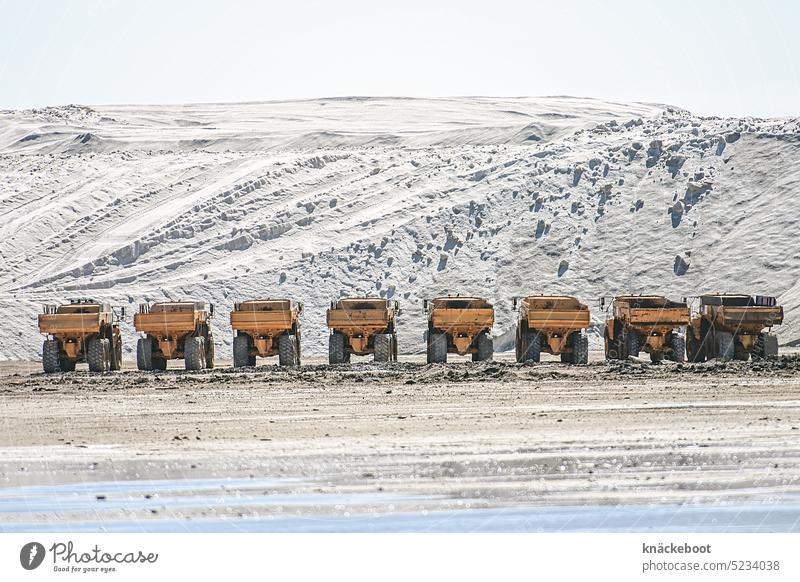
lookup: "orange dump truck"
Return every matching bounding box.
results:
[603,295,689,363]
[425,296,494,363]
[230,299,301,367]
[686,294,783,361]
[326,298,399,363]
[38,300,123,373]
[513,295,590,364]
[134,301,215,371]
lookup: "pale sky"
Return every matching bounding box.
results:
[1,0,798,117]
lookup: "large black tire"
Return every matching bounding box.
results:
[605,325,624,361]
[667,334,686,363]
[110,335,122,370]
[329,332,348,365]
[374,333,393,363]
[233,334,254,368]
[716,331,734,361]
[625,332,640,359]
[698,319,714,360]
[604,328,616,361]
[734,341,750,361]
[473,331,493,362]
[666,333,686,363]
[184,336,206,371]
[571,332,589,365]
[755,332,779,359]
[686,330,705,363]
[521,331,541,363]
[205,333,215,369]
[279,333,300,366]
[428,332,448,364]
[137,337,153,371]
[87,337,110,373]
[392,333,398,362]
[649,351,663,364]
[42,339,62,373]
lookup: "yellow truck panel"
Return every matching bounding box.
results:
[515,295,590,363]
[230,299,301,366]
[687,294,782,361]
[326,298,398,362]
[38,301,122,373]
[426,297,494,362]
[134,301,214,371]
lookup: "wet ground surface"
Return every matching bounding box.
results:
[1,475,799,533]
[1,353,800,531]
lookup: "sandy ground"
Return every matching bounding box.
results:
[2,352,800,528]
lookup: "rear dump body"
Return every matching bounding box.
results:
[687,294,783,362]
[426,296,494,363]
[38,301,123,373]
[605,295,690,363]
[326,297,398,363]
[133,301,214,371]
[230,299,301,367]
[515,296,590,364]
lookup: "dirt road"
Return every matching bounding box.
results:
[1,354,800,529]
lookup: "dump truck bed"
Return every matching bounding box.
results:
[38,313,104,335]
[522,297,589,330]
[134,311,201,335]
[710,305,783,327]
[231,309,296,332]
[327,308,390,329]
[525,309,590,330]
[619,307,690,327]
[430,307,494,332]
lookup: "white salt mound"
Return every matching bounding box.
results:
[0,96,798,359]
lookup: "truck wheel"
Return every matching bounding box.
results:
[667,334,686,363]
[374,334,393,363]
[233,335,253,368]
[716,332,734,361]
[392,333,398,362]
[755,332,779,359]
[279,333,300,366]
[625,333,640,358]
[42,339,62,373]
[137,337,153,370]
[329,332,348,365]
[571,332,589,365]
[686,332,697,362]
[733,341,750,361]
[473,331,493,362]
[698,320,714,360]
[603,328,615,360]
[686,331,705,363]
[428,332,448,364]
[649,351,663,364]
[110,336,122,370]
[521,331,540,363]
[205,333,215,369]
[185,336,206,371]
[87,338,110,372]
